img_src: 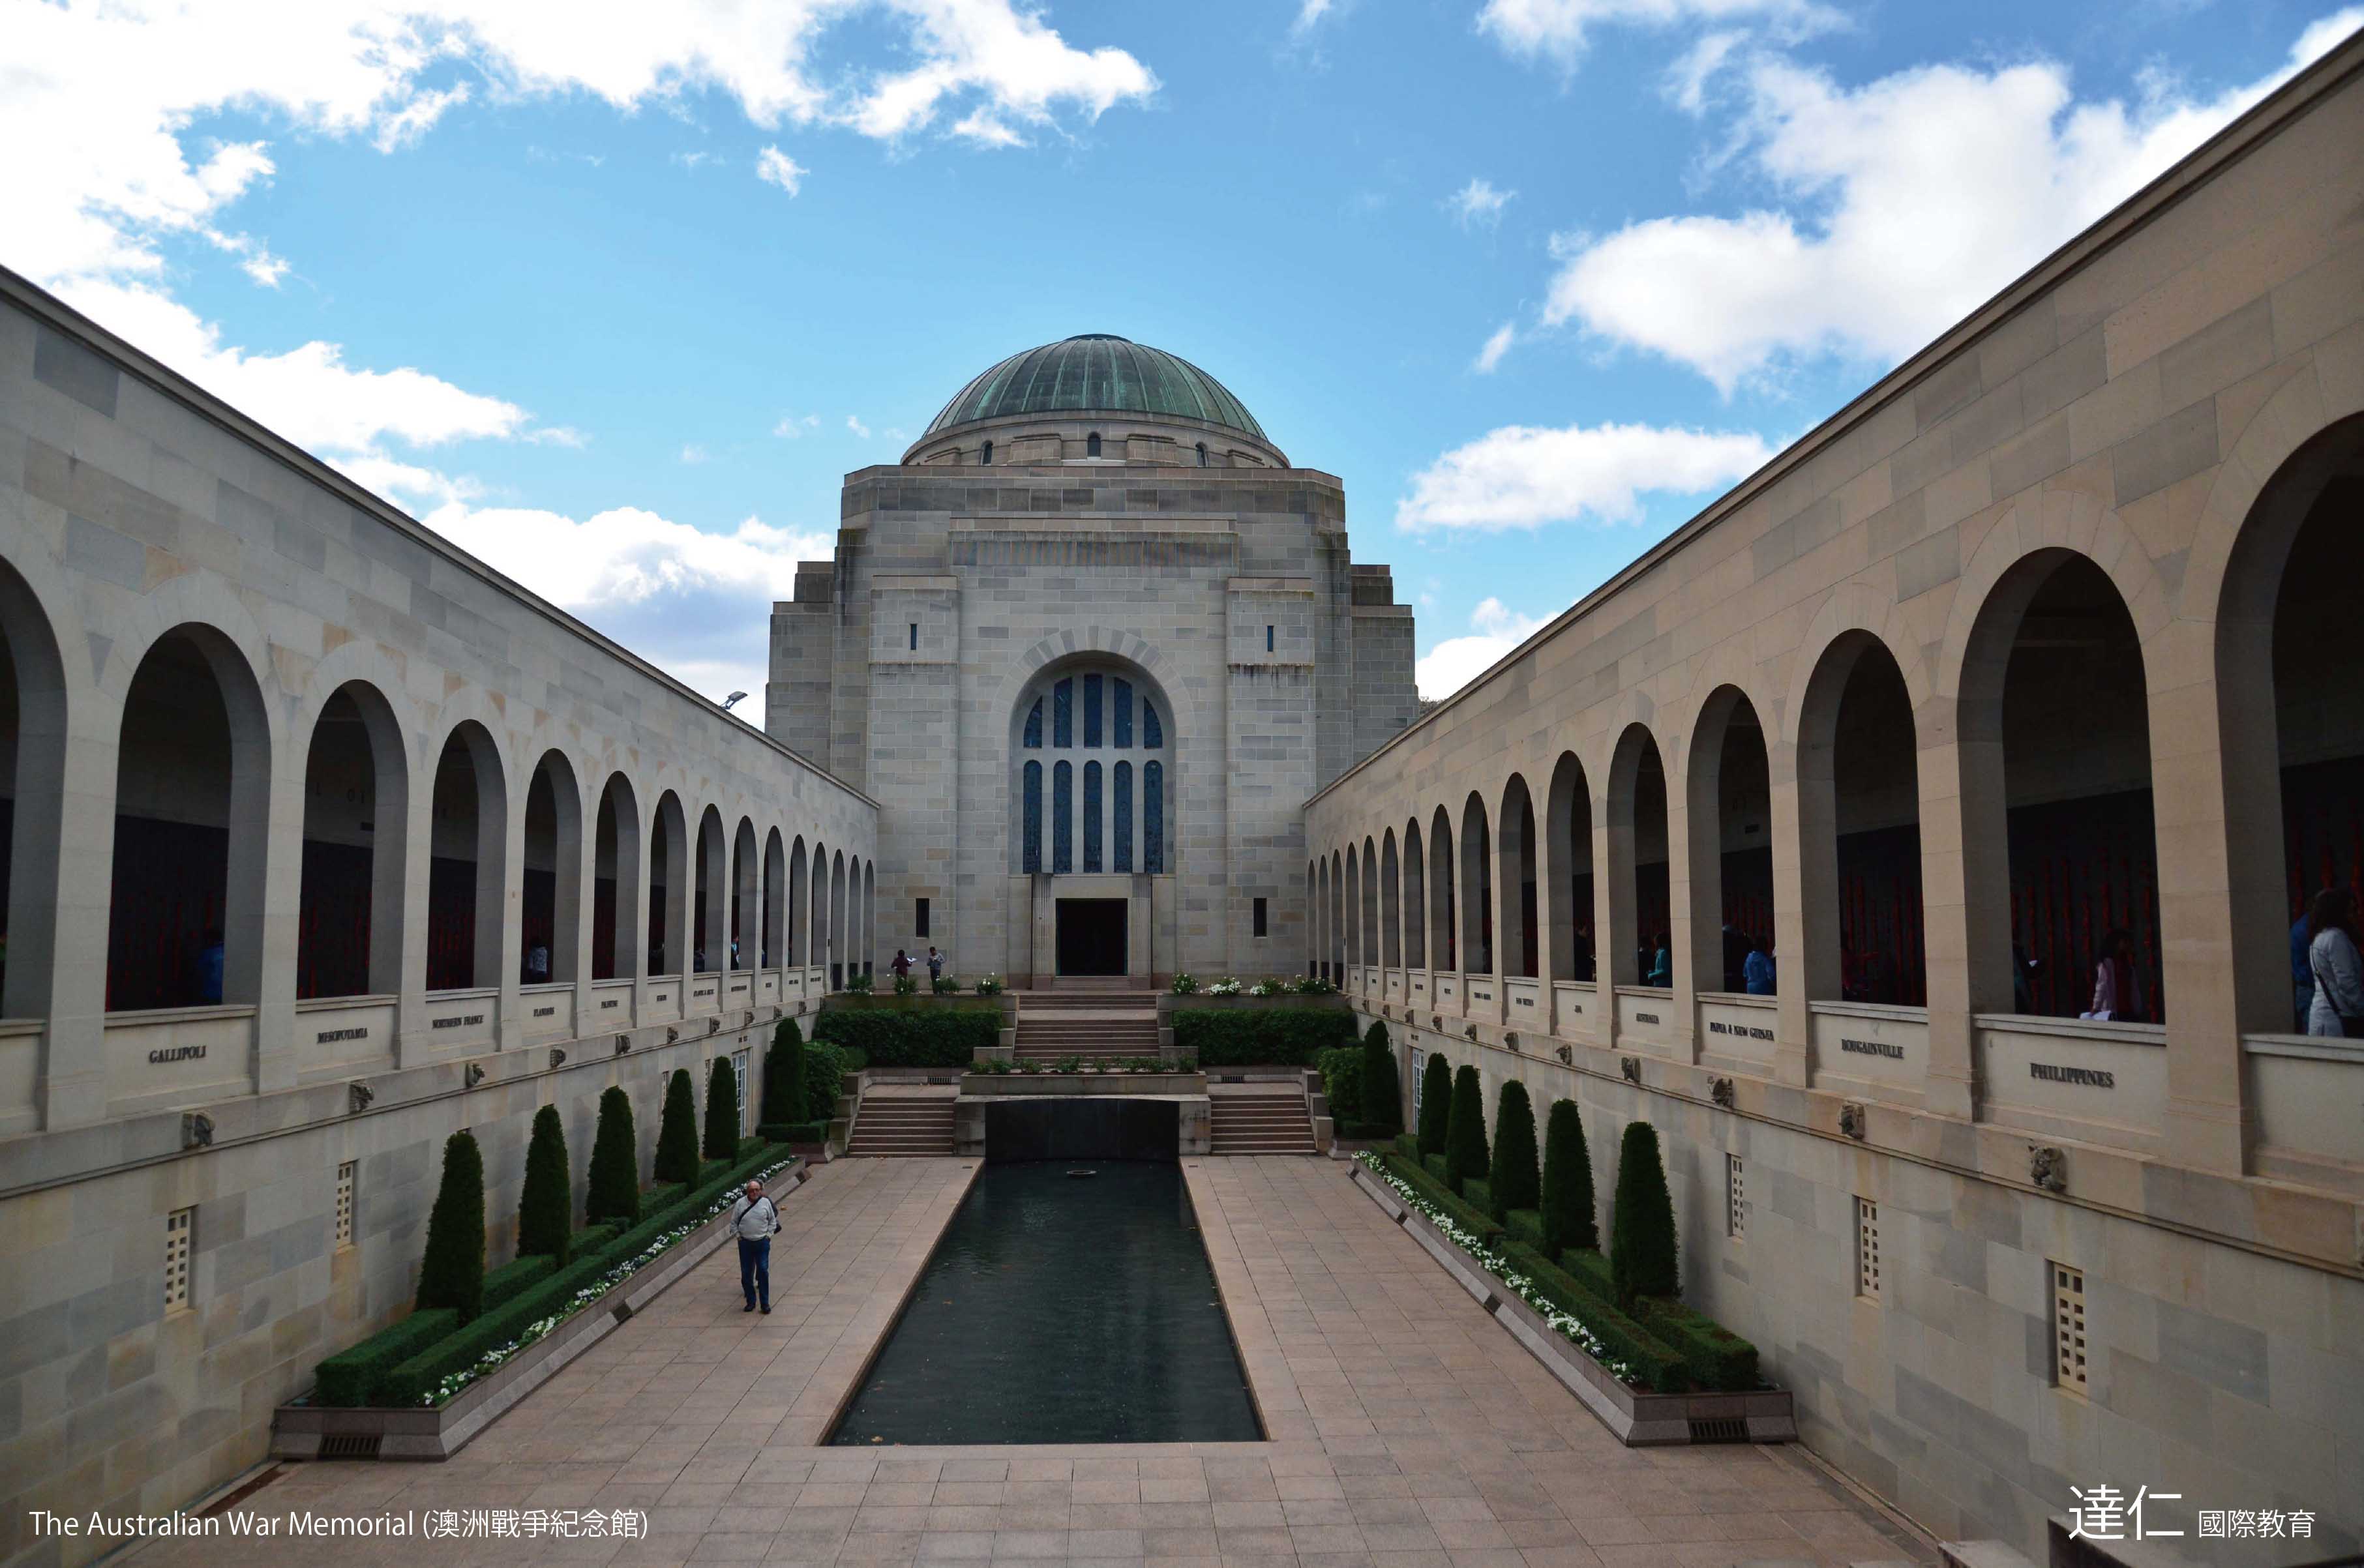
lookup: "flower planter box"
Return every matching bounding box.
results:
[958,1071,1207,1097]
[1348,1162,1794,1447]
[270,1162,811,1462]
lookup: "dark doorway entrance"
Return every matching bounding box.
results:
[1056,898,1129,976]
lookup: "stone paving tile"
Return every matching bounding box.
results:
[127,1156,1934,1568]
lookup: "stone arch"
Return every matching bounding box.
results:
[650,790,691,976]
[1499,774,1538,979]
[1607,720,1671,990]
[1795,628,1926,1006]
[763,827,786,969]
[1459,791,1493,975]
[1545,751,1594,983]
[1379,829,1401,969]
[829,849,848,989]
[732,816,760,969]
[1684,685,1773,995]
[0,556,72,1020]
[593,772,642,979]
[1402,817,1426,969]
[693,804,726,973]
[520,748,584,985]
[295,674,410,999]
[1428,804,1456,971]
[788,833,810,968]
[423,717,509,993]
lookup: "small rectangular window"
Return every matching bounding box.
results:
[916,897,930,938]
[1265,625,1274,653]
[1409,1047,1426,1112]
[1253,897,1268,937]
[2052,1262,2087,1392]
[335,1161,357,1249]
[733,1049,751,1136]
[1854,1197,1881,1301]
[164,1207,194,1312]
[908,622,918,651]
[1726,1154,1745,1240]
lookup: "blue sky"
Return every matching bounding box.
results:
[8,0,2359,721]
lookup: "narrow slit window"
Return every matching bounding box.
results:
[1253,897,1268,938]
[908,623,918,652]
[1083,673,1103,747]
[1726,1155,1745,1240]
[1143,760,1165,874]
[916,897,931,938]
[336,1161,357,1249]
[2052,1262,2087,1392]
[1113,761,1133,872]
[1086,431,1101,458]
[1022,762,1043,873]
[1195,442,1208,466]
[981,441,993,465]
[164,1207,194,1312]
[1083,761,1103,873]
[1266,625,1274,654]
[1053,679,1073,748]
[1113,679,1133,747]
[1855,1197,1881,1300]
[1053,761,1073,875]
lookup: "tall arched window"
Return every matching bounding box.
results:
[1053,761,1074,874]
[1145,761,1165,874]
[1086,431,1101,458]
[1195,442,1208,467]
[1023,761,1043,873]
[1114,761,1133,871]
[981,440,993,465]
[1084,761,1103,872]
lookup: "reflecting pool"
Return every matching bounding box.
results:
[828,1160,1261,1445]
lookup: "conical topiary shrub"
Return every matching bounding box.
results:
[1360,1020,1401,1133]
[1539,1098,1597,1254]
[704,1057,741,1161]
[1486,1080,1539,1222]
[586,1086,640,1228]
[654,1068,701,1185]
[762,1015,805,1125]
[1444,1064,1489,1195]
[1418,1052,1453,1159]
[516,1104,573,1264]
[415,1130,486,1323]
[1609,1119,1679,1306]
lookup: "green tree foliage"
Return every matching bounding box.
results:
[1444,1064,1489,1194]
[762,1015,805,1125]
[803,1039,848,1122]
[516,1104,573,1265]
[1316,1046,1363,1123]
[1609,1120,1680,1306]
[1486,1080,1540,1221]
[1169,1007,1357,1066]
[704,1057,741,1161]
[1417,1052,1453,1160]
[585,1086,640,1228]
[1359,1020,1401,1132]
[654,1069,701,1186]
[415,1130,486,1324]
[1539,1098,1598,1254]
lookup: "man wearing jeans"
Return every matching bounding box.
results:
[730,1179,779,1314]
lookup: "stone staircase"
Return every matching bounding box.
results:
[1013,988,1160,1061]
[845,1091,956,1157]
[1208,1087,1316,1154]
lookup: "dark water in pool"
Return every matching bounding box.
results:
[827,1161,1262,1445]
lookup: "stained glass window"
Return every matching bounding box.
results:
[1053,761,1073,874]
[1143,700,1163,749]
[1113,679,1133,747]
[1083,673,1102,747]
[1083,762,1103,872]
[1144,760,1164,874]
[1053,679,1072,748]
[1022,761,1042,873]
[1023,698,1042,748]
[1113,761,1133,872]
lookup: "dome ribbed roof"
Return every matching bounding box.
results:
[925,334,1265,441]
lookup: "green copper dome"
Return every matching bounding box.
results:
[926,334,1265,441]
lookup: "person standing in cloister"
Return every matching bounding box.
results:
[2305,889,2364,1038]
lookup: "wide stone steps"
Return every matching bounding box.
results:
[1208,1092,1315,1154]
[1014,1014,1161,1060]
[846,1097,955,1157]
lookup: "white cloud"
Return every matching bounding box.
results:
[1396,420,1772,531]
[846,415,872,437]
[1473,321,1517,374]
[1293,0,1337,35]
[672,149,715,170]
[1416,598,1549,700]
[524,425,589,448]
[1478,0,1837,66]
[774,413,823,437]
[680,443,710,464]
[1542,10,2364,392]
[755,145,807,194]
[1447,177,1516,228]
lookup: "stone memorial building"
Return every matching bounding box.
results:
[766,333,1422,986]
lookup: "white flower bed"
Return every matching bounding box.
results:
[420,1151,801,1407]
[1355,1151,1640,1387]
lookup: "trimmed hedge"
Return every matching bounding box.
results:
[1416,1054,1452,1159]
[1444,1065,1488,1194]
[372,1142,786,1407]
[654,1069,700,1185]
[1381,1151,1503,1245]
[803,1039,850,1122]
[1359,1021,1401,1134]
[1493,1234,1687,1394]
[1541,1241,1758,1393]
[1487,1080,1539,1222]
[1609,1121,1679,1306]
[812,1005,998,1067]
[756,1120,830,1144]
[415,1131,486,1323]
[313,1308,456,1407]
[762,1016,805,1125]
[480,1252,556,1314]
[1504,1208,1545,1249]
[585,1086,640,1228]
[703,1058,741,1161]
[518,1105,572,1265]
[1316,1045,1362,1122]
[1171,1007,1356,1067]
[1539,1099,1596,1254]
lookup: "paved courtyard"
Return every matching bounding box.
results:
[128,1157,1933,1568]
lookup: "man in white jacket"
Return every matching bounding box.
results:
[730,1179,781,1314]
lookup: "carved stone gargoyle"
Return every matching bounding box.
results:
[1431,1014,1443,1031]
[1554,1044,1572,1065]
[707,1017,722,1035]
[1710,1077,1736,1109]
[348,1083,374,1114]
[1464,1024,1478,1040]
[2029,1144,2068,1193]
[548,1048,567,1069]
[182,1112,214,1149]
[1838,1101,1867,1140]
[614,1035,631,1056]
[1619,1056,1641,1085]
[465,1062,487,1088]
[666,1027,680,1044]
[1504,1031,1519,1052]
